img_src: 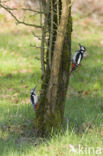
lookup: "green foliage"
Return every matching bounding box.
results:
[0,19,103,155]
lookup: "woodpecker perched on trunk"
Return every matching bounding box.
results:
[30,87,38,110]
[70,43,86,74]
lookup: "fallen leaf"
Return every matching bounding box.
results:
[1,72,4,76]
[26,98,30,103]
[23,85,28,88]
[81,122,94,132]
[1,125,7,131]
[12,71,17,74]
[100,130,103,137]
[100,40,103,45]
[20,69,27,73]
[6,73,12,77]
[13,93,18,97]
[27,69,32,73]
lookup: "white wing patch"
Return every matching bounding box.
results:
[33,95,38,104]
[73,52,78,63]
[77,54,81,65]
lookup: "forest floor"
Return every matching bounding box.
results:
[0,15,103,156]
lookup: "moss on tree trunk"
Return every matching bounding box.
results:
[35,0,72,137]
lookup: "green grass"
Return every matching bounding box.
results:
[0,19,103,156]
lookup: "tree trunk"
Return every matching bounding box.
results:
[35,0,72,137]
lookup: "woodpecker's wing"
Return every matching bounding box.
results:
[31,95,35,108]
[72,51,79,63]
[77,54,82,65]
[75,52,83,65]
[30,95,38,110]
[33,95,38,104]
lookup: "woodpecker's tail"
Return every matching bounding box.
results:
[70,62,77,75]
[35,103,38,111]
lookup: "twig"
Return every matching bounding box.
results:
[30,44,47,49]
[0,2,44,14]
[32,32,42,40]
[0,3,42,28]
[83,8,98,18]
[57,0,59,25]
[30,44,41,48]
[39,0,46,75]
[48,0,54,68]
[68,0,75,8]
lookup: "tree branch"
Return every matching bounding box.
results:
[0,3,42,28]
[39,0,46,75]
[48,0,54,68]
[32,32,42,40]
[30,43,47,49]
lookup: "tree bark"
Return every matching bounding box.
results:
[35,0,72,137]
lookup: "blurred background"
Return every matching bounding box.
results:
[0,0,103,23]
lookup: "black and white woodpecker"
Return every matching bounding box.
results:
[30,87,38,110]
[70,43,86,74]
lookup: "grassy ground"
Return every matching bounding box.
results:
[0,17,103,156]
